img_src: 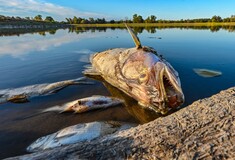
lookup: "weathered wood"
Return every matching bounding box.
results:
[7,87,235,159]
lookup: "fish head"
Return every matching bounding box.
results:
[121,48,184,114]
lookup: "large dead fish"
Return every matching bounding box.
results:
[27,121,137,152]
[84,24,184,114]
[0,77,92,104]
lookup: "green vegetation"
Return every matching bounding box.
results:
[64,14,235,24]
[0,15,66,37]
[1,14,235,26]
[1,14,235,33]
[0,14,60,26]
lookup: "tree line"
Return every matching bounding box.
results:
[0,15,56,23]
[1,14,235,24]
[65,14,235,24]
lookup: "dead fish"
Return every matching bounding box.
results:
[84,24,184,114]
[7,94,29,103]
[0,77,93,104]
[27,121,137,152]
[43,95,123,114]
[193,68,222,78]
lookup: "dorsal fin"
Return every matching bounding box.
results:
[125,23,142,49]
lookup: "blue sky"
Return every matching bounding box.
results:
[0,0,235,21]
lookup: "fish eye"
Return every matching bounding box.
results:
[138,73,148,84]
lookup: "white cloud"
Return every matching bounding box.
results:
[0,0,105,20]
[0,30,100,58]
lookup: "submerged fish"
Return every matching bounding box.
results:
[84,24,184,114]
[42,95,123,113]
[27,121,137,152]
[193,68,222,78]
[0,77,92,104]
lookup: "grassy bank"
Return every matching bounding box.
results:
[72,22,235,27]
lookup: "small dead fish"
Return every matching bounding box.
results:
[0,77,93,104]
[27,121,137,152]
[7,94,29,103]
[193,68,222,78]
[43,96,123,114]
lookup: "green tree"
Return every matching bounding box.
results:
[145,16,151,23]
[25,17,30,20]
[133,14,144,23]
[45,16,54,22]
[223,17,230,22]
[211,15,222,22]
[145,15,157,23]
[34,15,42,21]
[109,20,115,23]
[89,17,95,24]
[230,15,235,22]
[65,18,73,24]
[150,15,156,23]
[81,19,88,24]
[72,16,78,24]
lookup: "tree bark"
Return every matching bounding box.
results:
[7,87,235,160]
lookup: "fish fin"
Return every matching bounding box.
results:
[125,23,142,49]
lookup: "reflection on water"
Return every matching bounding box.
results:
[1,25,235,37]
[68,25,235,34]
[0,29,99,58]
[0,26,235,158]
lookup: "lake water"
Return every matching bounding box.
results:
[0,27,235,158]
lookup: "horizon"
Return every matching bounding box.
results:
[0,0,235,21]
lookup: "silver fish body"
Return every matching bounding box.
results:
[27,121,136,152]
[43,96,122,113]
[0,77,92,104]
[84,25,184,114]
[193,68,222,78]
[63,96,122,113]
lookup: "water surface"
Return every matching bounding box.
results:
[0,27,235,158]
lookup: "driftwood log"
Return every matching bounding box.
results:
[7,87,235,159]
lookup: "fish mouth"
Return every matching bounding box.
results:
[161,66,184,109]
[150,63,184,114]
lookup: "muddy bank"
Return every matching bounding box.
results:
[6,86,235,159]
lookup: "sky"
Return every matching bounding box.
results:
[0,0,235,21]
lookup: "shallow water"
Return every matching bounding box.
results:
[0,27,235,158]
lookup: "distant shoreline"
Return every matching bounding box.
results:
[1,22,235,29]
[71,22,235,27]
[0,22,68,29]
